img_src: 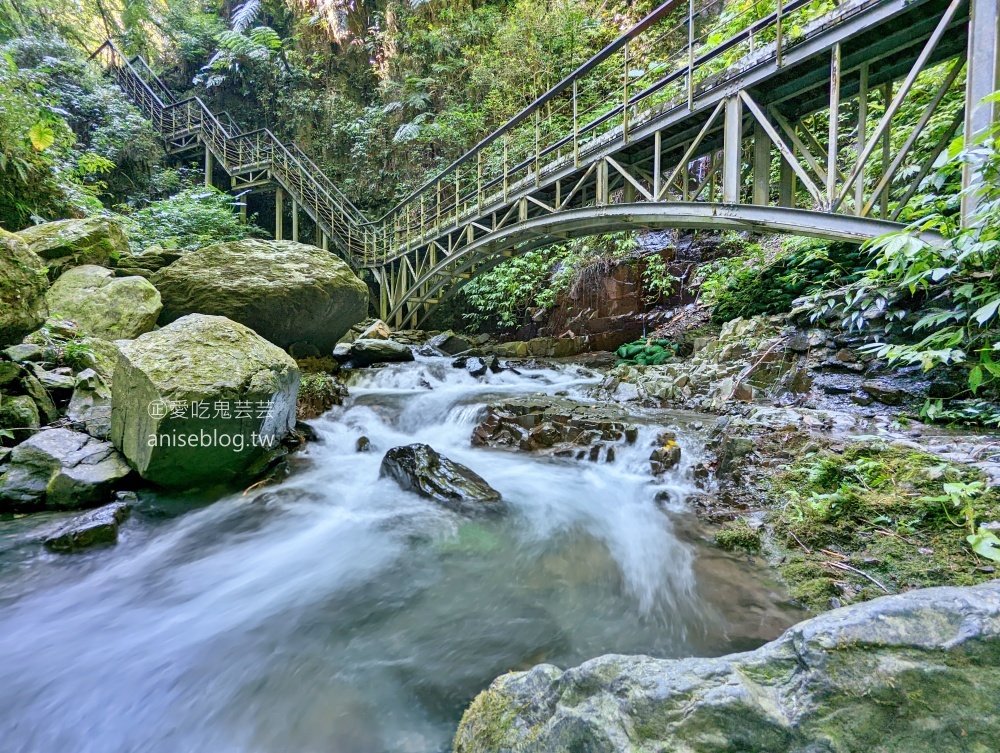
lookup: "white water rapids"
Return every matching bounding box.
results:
[0,357,801,752]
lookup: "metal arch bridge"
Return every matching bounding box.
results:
[95,0,999,328]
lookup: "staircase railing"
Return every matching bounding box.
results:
[95,0,886,270]
[93,39,371,261]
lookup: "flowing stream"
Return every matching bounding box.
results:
[0,358,802,753]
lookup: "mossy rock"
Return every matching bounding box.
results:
[17,217,129,280]
[45,265,162,340]
[109,314,300,488]
[0,227,48,347]
[455,583,1000,752]
[152,239,369,352]
[0,394,40,444]
[715,518,762,553]
[296,372,346,420]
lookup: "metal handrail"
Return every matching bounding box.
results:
[93,0,876,267]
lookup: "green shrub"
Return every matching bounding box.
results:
[122,187,266,252]
[708,238,864,324]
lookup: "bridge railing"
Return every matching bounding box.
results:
[96,0,879,270]
[94,39,372,260]
[375,0,875,265]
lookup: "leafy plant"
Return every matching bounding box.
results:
[920,480,1000,563]
[122,187,266,252]
[802,116,1000,404]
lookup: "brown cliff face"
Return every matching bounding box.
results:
[524,231,727,352]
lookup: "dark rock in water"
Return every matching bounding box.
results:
[861,379,907,406]
[0,428,132,512]
[380,443,505,516]
[44,495,134,553]
[473,397,638,460]
[294,421,320,443]
[464,357,488,377]
[426,331,473,356]
[649,431,681,475]
[350,338,415,366]
[356,436,372,452]
[455,582,1000,753]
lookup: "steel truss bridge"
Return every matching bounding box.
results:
[95,0,999,327]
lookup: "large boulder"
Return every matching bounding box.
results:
[0,428,132,512]
[472,397,637,462]
[45,265,161,340]
[151,239,369,352]
[455,582,1000,753]
[380,444,505,516]
[109,314,299,488]
[347,338,415,366]
[17,217,129,280]
[115,244,183,276]
[0,228,48,346]
[426,330,473,356]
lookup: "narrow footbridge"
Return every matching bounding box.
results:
[95,0,998,327]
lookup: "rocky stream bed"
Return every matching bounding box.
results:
[3,218,1000,752]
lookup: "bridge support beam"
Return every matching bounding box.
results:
[723,96,742,203]
[963,0,1000,225]
[275,187,284,240]
[204,145,213,189]
[753,120,772,206]
[292,199,299,242]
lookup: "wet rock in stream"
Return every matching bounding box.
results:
[471,397,638,462]
[380,443,505,516]
[44,493,134,553]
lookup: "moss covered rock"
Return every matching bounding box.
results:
[0,428,132,512]
[0,228,48,346]
[17,217,129,280]
[152,239,369,353]
[0,394,40,443]
[455,582,1000,752]
[109,314,299,488]
[45,265,161,340]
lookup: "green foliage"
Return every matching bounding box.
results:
[0,34,168,228]
[461,245,572,330]
[803,122,1000,406]
[703,235,864,324]
[122,187,266,253]
[641,255,678,304]
[919,480,1000,563]
[715,518,762,553]
[460,232,639,330]
[770,441,1000,611]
